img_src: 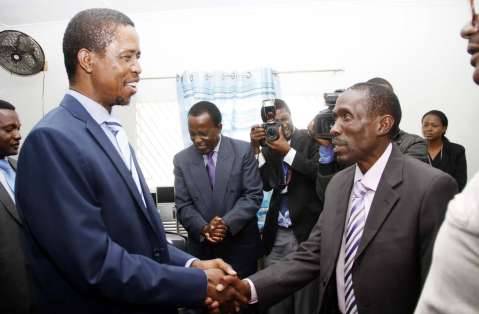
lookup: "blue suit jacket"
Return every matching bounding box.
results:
[174,136,263,277]
[15,95,207,314]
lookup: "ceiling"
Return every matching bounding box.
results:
[0,0,459,27]
[0,0,297,26]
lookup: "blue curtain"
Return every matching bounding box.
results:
[176,67,281,144]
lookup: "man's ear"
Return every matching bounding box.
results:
[377,114,394,136]
[77,48,94,74]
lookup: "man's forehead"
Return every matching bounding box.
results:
[335,91,369,111]
[0,109,18,119]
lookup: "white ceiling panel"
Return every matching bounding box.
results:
[0,0,461,27]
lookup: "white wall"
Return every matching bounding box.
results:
[1,0,478,178]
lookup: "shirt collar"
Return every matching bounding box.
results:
[212,135,222,154]
[353,143,393,192]
[66,89,120,125]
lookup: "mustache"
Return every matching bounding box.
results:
[332,138,347,146]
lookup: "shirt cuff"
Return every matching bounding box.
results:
[244,278,258,304]
[185,258,198,268]
[257,151,266,168]
[283,147,297,166]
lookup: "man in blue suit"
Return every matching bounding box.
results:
[15,8,240,314]
[174,101,263,280]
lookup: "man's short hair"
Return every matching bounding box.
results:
[63,8,134,83]
[349,82,402,137]
[367,77,394,92]
[274,98,291,114]
[0,99,16,111]
[188,101,222,126]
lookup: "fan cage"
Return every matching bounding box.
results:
[0,29,45,76]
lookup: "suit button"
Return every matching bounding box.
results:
[153,248,161,260]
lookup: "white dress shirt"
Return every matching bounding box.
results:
[257,140,296,227]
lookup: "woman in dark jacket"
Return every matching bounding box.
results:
[422,110,467,191]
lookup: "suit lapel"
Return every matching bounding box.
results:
[213,137,233,210]
[332,167,355,253]
[0,182,21,224]
[61,96,157,231]
[131,150,167,241]
[356,147,403,258]
[0,158,21,224]
[85,119,147,210]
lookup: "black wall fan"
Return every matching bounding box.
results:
[0,30,46,76]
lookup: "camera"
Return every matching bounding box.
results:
[313,89,344,139]
[260,99,281,143]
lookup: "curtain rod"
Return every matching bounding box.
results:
[140,68,344,81]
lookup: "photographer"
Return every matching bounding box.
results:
[307,91,344,203]
[250,99,321,314]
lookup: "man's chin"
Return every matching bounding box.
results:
[473,69,479,85]
[7,149,18,156]
[195,147,209,155]
[114,96,130,107]
[336,155,353,166]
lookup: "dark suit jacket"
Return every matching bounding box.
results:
[250,145,458,314]
[429,138,467,192]
[0,158,31,314]
[174,136,263,277]
[15,95,207,314]
[260,129,320,254]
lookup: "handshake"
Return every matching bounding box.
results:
[192,259,252,314]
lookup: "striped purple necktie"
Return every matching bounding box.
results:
[344,180,368,314]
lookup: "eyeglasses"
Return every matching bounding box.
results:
[471,0,479,27]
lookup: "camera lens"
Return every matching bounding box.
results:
[265,124,279,141]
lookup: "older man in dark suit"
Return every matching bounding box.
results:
[174,101,263,279]
[0,99,30,314]
[217,82,458,314]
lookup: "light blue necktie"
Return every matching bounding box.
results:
[0,159,15,192]
[344,180,368,314]
[104,121,133,172]
[103,120,145,206]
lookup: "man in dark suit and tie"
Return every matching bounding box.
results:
[15,8,241,314]
[174,101,263,280]
[249,98,321,314]
[218,82,458,314]
[0,99,30,314]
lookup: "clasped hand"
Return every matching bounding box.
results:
[192,259,251,313]
[202,216,228,244]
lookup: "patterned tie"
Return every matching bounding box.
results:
[344,180,368,314]
[0,159,15,193]
[278,162,292,228]
[206,151,216,188]
[104,121,132,172]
